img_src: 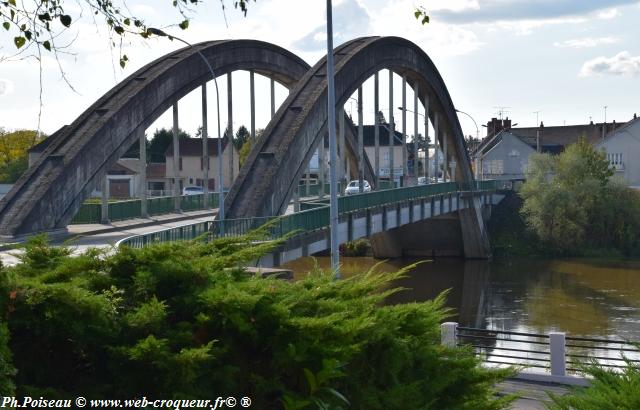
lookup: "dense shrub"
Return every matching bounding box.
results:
[548,358,640,409]
[340,239,370,257]
[0,234,513,408]
[520,139,640,256]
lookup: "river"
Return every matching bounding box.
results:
[283,256,640,341]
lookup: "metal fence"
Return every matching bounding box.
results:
[70,193,221,224]
[442,323,640,377]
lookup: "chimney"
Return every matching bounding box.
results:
[486,117,502,137]
[503,117,512,130]
[634,113,637,120]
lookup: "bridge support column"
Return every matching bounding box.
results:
[250,70,256,140]
[433,112,439,181]
[339,107,346,194]
[101,175,110,224]
[401,75,407,186]
[172,103,181,213]
[424,94,430,181]
[413,82,418,183]
[388,70,395,186]
[458,193,491,258]
[319,134,326,199]
[357,86,364,192]
[374,72,380,189]
[443,131,449,182]
[370,229,403,258]
[227,72,234,185]
[139,128,148,218]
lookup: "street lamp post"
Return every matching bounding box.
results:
[148,28,225,233]
[325,1,340,278]
[455,109,479,142]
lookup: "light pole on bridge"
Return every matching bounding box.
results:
[148,28,225,234]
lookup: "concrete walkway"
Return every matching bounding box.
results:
[498,378,572,409]
[0,209,217,266]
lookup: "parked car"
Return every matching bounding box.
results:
[182,186,204,196]
[417,177,427,185]
[344,180,371,195]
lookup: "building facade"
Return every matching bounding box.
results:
[165,137,239,191]
[595,115,640,188]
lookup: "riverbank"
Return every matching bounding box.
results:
[488,191,640,259]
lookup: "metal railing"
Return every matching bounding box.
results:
[70,193,222,224]
[442,323,640,377]
[118,180,508,248]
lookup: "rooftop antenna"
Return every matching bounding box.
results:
[493,106,511,120]
[533,110,541,127]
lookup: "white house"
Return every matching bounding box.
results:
[595,114,640,188]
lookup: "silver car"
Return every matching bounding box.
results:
[344,180,371,195]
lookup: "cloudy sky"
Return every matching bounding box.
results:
[1,0,639,139]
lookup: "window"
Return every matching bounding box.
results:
[483,159,504,175]
[179,158,183,171]
[383,152,390,166]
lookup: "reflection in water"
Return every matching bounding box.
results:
[283,256,640,341]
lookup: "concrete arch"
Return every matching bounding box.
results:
[224,36,489,257]
[226,36,473,218]
[0,40,371,237]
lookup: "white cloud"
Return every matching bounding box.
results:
[579,51,640,77]
[554,36,619,48]
[0,79,14,96]
[597,8,620,19]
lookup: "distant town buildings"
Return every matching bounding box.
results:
[472,115,640,185]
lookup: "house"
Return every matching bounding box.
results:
[473,117,628,180]
[595,114,640,188]
[362,123,408,182]
[165,137,238,192]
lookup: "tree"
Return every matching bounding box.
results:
[520,138,640,255]
[147,127,190,163]
[0,129,44,183]
[1,1,258,68]
[0,234,512,408]
[233,125,250,151]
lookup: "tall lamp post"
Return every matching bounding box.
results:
[325,1,340,277]
[455,109,479,143]
[148,28,225,233]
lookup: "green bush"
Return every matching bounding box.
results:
[340,239,370,257]
[0,235,514,408]
[548,358,640,409]
[520,139,640,256]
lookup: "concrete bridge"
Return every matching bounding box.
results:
[118,180,511,266]
[0,36,492,260]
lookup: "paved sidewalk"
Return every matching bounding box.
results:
[0,209,217,266]
[498,378,572,409]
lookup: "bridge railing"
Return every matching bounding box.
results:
[70,193,222,224]
[118,180,509,248]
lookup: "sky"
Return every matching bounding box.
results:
[1,0,639,140]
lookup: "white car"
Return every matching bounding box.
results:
[417,177,427,185]
[182,186,204,196]
[344,180,372,195]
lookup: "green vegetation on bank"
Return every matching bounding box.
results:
[548,358,640,409]
[0,234,513,409]
[490,139,640,257]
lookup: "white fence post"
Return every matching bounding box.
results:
[441,322,458,347]
[549,332,566,376]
